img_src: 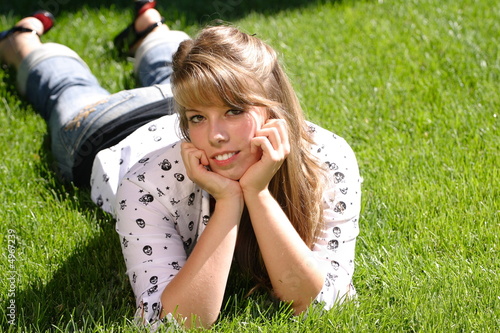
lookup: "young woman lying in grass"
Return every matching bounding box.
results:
[0,0,361,329]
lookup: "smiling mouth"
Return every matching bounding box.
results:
[214,152,237,161]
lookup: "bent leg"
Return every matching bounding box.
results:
[18,43,109,121]
[134,29,190,87]
[121,7,190,87]
[17,43,110,179]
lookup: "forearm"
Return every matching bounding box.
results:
[244,189,325,313]
[160,196,243,328]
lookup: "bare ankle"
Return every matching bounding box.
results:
[134,8,167,32]
[16,17,45,36]
[0,18,44,68]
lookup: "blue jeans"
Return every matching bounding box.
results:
[17,30,190,181]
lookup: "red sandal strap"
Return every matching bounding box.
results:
[32,11,55,34]
[136,0,157,17]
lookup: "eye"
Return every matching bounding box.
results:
[188,114,205,124]
[226,109,244,116]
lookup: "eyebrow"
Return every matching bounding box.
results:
[184,105,232,113]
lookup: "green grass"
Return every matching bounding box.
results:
[1,0,499,331]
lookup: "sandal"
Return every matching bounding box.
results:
[0,10,55,41]
[113,0,165,55]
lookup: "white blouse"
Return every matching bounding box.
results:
[90,114,362,325]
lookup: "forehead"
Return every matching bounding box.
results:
[184,102,228,113]
[186,104,268,116]
[176,74,232,108]
[176,74,261,112]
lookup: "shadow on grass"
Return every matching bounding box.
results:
[14,215,134,331]
[0,0,337,27]
[0,139,134,331]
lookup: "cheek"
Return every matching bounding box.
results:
[187,127,204,148]
[238,115,260,138]
[254,107,269,128]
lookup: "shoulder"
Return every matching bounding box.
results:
[306,121,358,167]
[117,141,197,208]
[306,122,362,204]
[121,142,190,194]
[91,114,182,215]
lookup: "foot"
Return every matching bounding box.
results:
[131,8,169,53]
[135,8,167,34]
[114,6,168,56]
[0,12,54,68]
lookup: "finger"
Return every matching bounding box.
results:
[259,119,289,148]
[267,119,290,155]
[255,127,281,151]
[276,119,289,146]
[200,151,210,166]
[182,142,209,166]
[261,128,278,149]
[251,136,280,161]
[275,120,290,155]
[181,141,197,151]
[256,125,290,155]
[181,147,204,178]
[269,119,289,147]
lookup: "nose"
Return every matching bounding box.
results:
[208,120,228,145]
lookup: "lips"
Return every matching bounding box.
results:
[211,151,241,167]
[214,152,237,161]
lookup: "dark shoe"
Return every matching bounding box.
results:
[0,10,55,41]
[113,0,165,55]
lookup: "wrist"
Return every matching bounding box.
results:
[215,192,244,210]
[242,187,272,201]
[209,180,243,202]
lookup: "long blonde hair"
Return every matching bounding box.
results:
[172,25,326,289]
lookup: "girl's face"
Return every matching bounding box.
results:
[185,104,268,180]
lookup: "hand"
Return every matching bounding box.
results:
[181,142,242,200]
[239,119,290,195]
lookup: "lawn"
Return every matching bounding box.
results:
[1,0,499,331]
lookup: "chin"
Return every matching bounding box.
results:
[215,169,244,181]
[225,172,244,181]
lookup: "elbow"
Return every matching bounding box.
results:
[291,301,310,315]
[160,292,222,329]
[275,281,323,316]
[290,289,321,315]
[282,274,325,315]
[186,313,220,330]
[161,308,220,330]
[281,295,316,315]
[195,313,220,329]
